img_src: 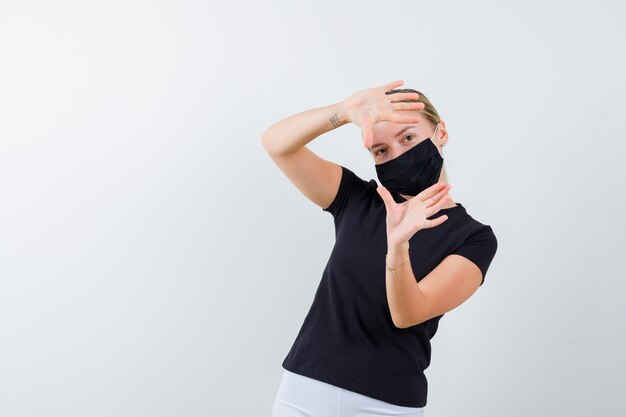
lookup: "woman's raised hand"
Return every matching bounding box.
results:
[341,79,425,149]
[376,182,453,247]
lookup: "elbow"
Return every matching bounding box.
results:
[260,134,281,156]
[391,314,411,329]
[260,134,270,152]
[393,314,427,329]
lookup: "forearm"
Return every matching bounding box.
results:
[261,100,351,156]
[385,240,428,328]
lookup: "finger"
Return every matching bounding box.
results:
[416,181,448,201]
[383,79,405,92]
[376,185,396,211]
[423,215,448,229]
[388,92,420,102]
[389,111,421,124]
[423,184,452,210]
[420,181,448,199]
[426,194,454,219]
[362,124,373,149]
[391,102,424,111]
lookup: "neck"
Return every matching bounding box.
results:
[399,170,456,208]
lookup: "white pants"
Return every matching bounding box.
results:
[271,369,425,417]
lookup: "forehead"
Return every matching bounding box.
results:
[371,115,428,143]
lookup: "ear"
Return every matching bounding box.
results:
[438,120,448,143]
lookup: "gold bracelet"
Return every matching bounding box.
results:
[385,254,410,275]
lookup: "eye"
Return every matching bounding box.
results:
[374,134,416,158]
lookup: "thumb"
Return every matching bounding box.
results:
[376,185,396,211]
[362,124,373,149]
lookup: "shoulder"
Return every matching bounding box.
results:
[448,212,498,286]
[322,165,377,219]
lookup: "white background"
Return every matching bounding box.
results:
[1,1,624,416]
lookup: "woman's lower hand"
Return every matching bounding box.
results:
[377,181,453,246]
[340,79,425,149]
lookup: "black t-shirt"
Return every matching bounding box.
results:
[281,165,498,408]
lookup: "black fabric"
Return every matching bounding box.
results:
[281,165,498,407]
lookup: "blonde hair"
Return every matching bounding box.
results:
[383,88,449,183]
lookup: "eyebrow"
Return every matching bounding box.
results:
[369,126,417,151]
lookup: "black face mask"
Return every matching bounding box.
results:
[374,123,443,197]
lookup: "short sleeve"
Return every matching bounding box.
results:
[322,165,371,220]
[451,225,498,286]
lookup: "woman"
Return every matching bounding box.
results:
[261,79,498,416]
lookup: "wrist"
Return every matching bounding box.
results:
[336,100,354,125]
[386,240,410,266]
[388,239,409,253]
[385,240,410,274]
